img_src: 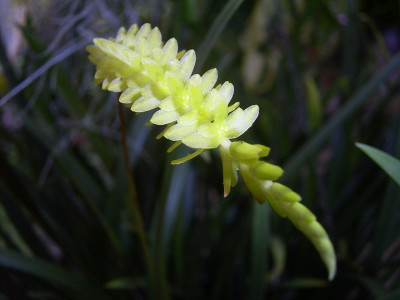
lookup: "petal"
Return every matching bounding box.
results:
[182,133,220,149]
[159,96,176,112]
[202,89,226,113]
[219,81,234,104]
[150,110,180,125]
[135,37,150,56]
[108,78,127,92]
[198,122,219,138]
[93,38,140,70]
[102,77,110,89]
[165,71,184,94]
[131,96,160,112]
[124,24,139,47]
[119,87,141,104]
[147,27,162,50]
[188,74,202,86]
[224,105,259,138]
[141,57,164,78]
[200,68,218,95]
[177,110,198,125]
[176,50,196,81]
[136,23,152,40]
[116,27,126,42]
[160,38,178,66]
[164,123,197,141]
[176,50,186,59]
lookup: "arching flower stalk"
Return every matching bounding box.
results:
[87,23,336,280]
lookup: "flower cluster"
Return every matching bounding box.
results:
[87,23,336,279]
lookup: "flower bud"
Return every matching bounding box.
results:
[250,161,283,181]
[229,141,270,163]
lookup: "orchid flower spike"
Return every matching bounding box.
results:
[87,23,336,280]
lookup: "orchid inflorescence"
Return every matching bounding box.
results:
[87,23,336,280]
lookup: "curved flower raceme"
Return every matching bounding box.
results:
[87,23,336,280]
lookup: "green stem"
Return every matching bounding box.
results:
[118,103,157,298]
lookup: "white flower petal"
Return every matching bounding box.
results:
[136,23,151,40]
[147,27,162,50]
[164,123,197,141]
[93,38,140,70]
[150,110,180,125]
[124,24,139,48]
[200,68,218,94]
[135,37,150,56]
[224,105,259,138]
[198,123,218,138]
[177,110,198,125]
[158,96,176,112]
[116,27,126,42]
[160,38,178,66]
[131,96,160,112]
[188,74,202,86]
[119,87,141,104]
[219,81,234,104]
[108,78,126,92]
[182,133,220,149]
[176,50,196,81]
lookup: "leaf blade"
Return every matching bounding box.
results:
[356,143,400,186]
[0,249,110,300]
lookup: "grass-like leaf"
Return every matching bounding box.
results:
[0,249,110,299]
[249,201,270,299]
[0,40,88,108]
[194,0,245,73]
[379,289,400,300]
[281,52,400,183]
[356,143,400,187]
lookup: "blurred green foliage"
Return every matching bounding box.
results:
[0,0,400,299]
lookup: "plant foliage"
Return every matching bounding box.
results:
[1,0,400,299]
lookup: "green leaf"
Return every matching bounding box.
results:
[278,278,328,289]
[105,277,147,290]
[0,249,110,299]
[194,0,245,73]
[249,201,270,299]
[0,202,32,256]
[355,143,400,187]
[266,236,286,281]
[378,288,400,300]
[363,129,400,271]
[281,52,400,183]
[151,147,192,300]
[304,77,322,133]
[0,40,88,108]
[347,274,385,298]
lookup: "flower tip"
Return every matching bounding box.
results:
[327,256,337,281]
[223,185,231,198]
[93,38,104,47]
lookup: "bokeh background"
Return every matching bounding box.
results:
[1,0,400,299]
